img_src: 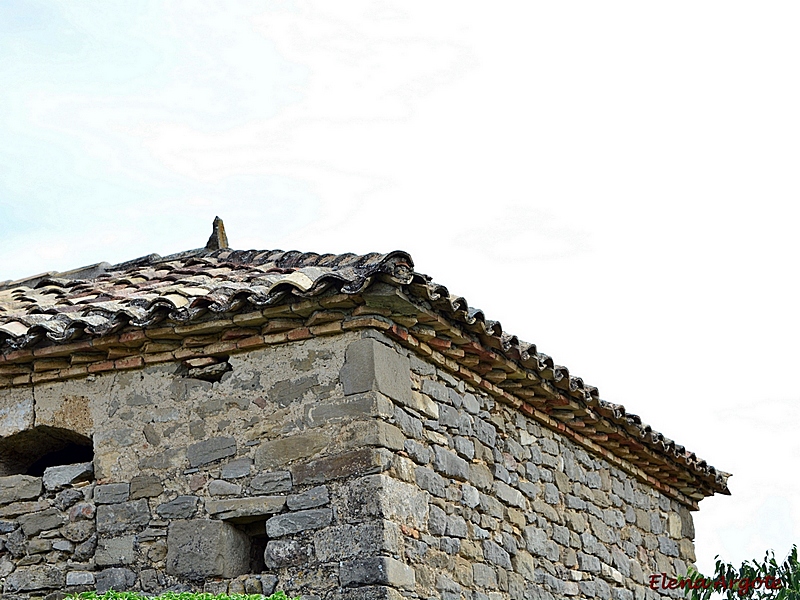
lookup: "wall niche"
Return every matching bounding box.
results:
[0,424,93,476]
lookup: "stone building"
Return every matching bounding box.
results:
[0,222,729,599]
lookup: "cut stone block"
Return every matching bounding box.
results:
[18,507,66,536]
[95,483,130,504]
[130,474,164,499]
[205,495,285,522]
[250,471,292,494]
[432,445,469,480]
[407,391,439,420]
[96,499,151,535]
[254,430,329,470]
[95,567,137,593]
[287,485,329,511]
[343,421,406,452]
[54,488,84,510]
[95,535,136,566]
[156,495,198,519]
[42,461,94,491]
[340,338,411,405]
[265,508,332,537]
[338,586,407,600]
[314,520,402,562]
[66,571,96,586]
[305,391,395,427]
[264,539,312,568]
[291,447,391,486]
[221,457,252,479]
[166,519,250,580]
[4,565,64,592]
[0,475,42,505]
[0,387,34,438]
[187,436,237,467]
[209,479,242,496]
[340,556,416,589]
[338,474,428,528]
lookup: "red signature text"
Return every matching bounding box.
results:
[649,572,783,595]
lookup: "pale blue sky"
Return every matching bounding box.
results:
[3,0,800,577]
[0,1,315,267]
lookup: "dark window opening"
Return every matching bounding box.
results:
[235,520,269,573]
[181,356,232,383]
[27,442,93,476]
[249,533,269,574]
[0,425,93,477]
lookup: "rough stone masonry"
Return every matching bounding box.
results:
[0,245,729,600]
[0,331,697,600]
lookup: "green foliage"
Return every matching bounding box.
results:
[679,545,800,600]
[64,591,299,600]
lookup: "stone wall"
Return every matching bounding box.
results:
[395,343,695,600]
[0,328,696,599]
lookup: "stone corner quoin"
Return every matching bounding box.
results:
[0,321,703,599]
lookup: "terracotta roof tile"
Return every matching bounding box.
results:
[0,242,730,502]
[0,248,412,346]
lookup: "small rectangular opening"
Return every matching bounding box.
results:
[234,520,268,573]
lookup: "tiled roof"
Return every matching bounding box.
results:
[0,248,414,346]
[0,239,730,505]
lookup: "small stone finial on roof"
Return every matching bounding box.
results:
[205,217,229,250]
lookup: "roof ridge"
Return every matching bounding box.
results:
[0,243,730,503]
